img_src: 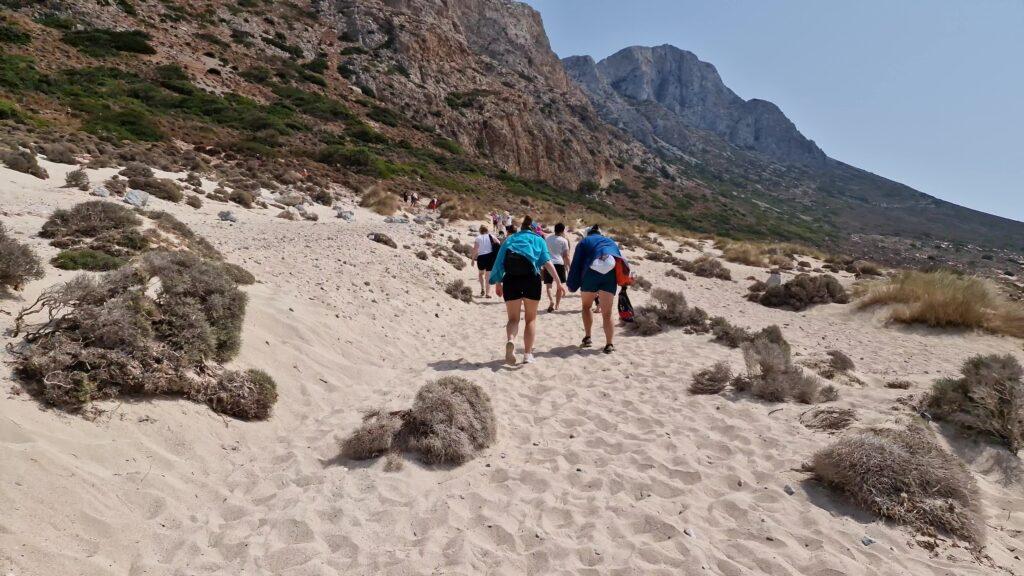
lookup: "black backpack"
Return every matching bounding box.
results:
[618,286,635,322]
[504,251,535,277]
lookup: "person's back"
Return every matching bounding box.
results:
[542,224,570,312]
[566,225,624,354]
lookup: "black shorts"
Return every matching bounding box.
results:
[542,263,566,285]
[502,273,542,302]
[477,252,496,271]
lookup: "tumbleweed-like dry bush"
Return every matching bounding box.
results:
[0,223,44,291]
[738,336,837,404]
[926,354,1023,454]
[445,279,474,303]
[689,361,732,395]
[341,376,497,468]
[826,350,855,372]
[679,255,732,281]
[800,407,857,431]
[856,270,1024,338]
[809,425,984,545]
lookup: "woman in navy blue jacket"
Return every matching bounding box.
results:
[566,225,626,354]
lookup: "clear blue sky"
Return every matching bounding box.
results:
[523,0,1024,223]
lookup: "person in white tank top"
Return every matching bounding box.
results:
[471,224,498,298]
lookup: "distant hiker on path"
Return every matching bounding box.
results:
[471,224,499,298]
[502,211,514,235]
[566,224,629,354]
[489,216,566,365]
[543,223,571,313]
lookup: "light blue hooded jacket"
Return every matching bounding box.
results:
[488,230,551,285]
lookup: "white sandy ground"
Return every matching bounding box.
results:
[1,159,1022,576]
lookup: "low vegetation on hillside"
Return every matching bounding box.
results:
[341,376,496,469]
[810,425,984,546]
[856,270,1024,337]
[748,274,849,311]
[629,288,709,336]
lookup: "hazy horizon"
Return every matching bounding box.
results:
[523,0,1024,224]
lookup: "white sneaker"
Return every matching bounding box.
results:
[523,353,536,364]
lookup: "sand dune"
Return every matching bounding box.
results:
[1,160,1022,575]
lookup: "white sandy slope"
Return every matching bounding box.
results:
[1,160,1022,576]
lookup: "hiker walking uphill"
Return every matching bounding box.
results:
[470,224,500,298]
[566,225,629,354]
[543,223,571,313]
[489,216,566,365]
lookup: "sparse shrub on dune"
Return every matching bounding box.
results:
[369,232,398,249]
[722,242,769,267]
[127,176,183,202]
[710,317,790,353]
[720,241,825,268]
[64,167,89,190]
[753,274,849,311]
[452,241,473,258]
[858,270,1024,338]
[145,210,222,260]
[432,246,466,270]
[185,195,203,209]
[221,262,256,285]
[633,275,652,291]
[119,162,153,179]
[340,376,497,468]
[445,279,473,303]
[679,255,731,280]
[201,369,278,420]
[360,186,399,216]
[2,149,48,179]
[628,288,709,336]
[0,223,44,291]
[39,143,77,164]
[809,425,984,545]
[665,268,687,281]
[800,407,857,431]
[847,260,882,276]
[41,200,140,241]
[738,334,833,403]
[886,379,912,390]
[228,189,254,208]
[926,354,1023,454]
[689,361,732,395]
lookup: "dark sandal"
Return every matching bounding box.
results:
[603,344,615,354]
[581,336,592,348]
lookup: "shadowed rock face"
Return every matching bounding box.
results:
[565,45,826,167]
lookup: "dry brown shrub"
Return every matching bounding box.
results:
[119,162,153,178]
[104,177,127,196]
[827,350,855,372]
[689,361,732,395]
[360,186,399,216]
[39,143,77,164]
[3,149,48,179]
[228,189,254,208]
[856,270,1024,337]
[432,246,466,270]
[756,274,848,311]
[128,176,183,202]
[680,255,731,280]
[800,407,857,431]
[722,242,768,266]
[146,211,221,260]
[629,288,709,336]
[810,425,984,545]
[0,223,44,291]
[847,260,882,276]
[886,380,912,390]
[40,201,140,241]
[665,268,687,281]
[445,279,474,303]
[926,354,1023,454]
[185,195,203,209]
[739,334,833,403]
[633,275,652,291]
[340,376,497,467]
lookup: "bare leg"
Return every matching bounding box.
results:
[599,291,615,346]
[478,269,487,296]
[545,282,554,310]
[581,292,597,339]
[523,299,539,355]
[505,299,522,343]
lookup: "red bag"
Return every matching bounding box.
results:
[614,258,633,287]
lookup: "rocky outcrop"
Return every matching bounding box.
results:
[565,45,826,167]
[331,0,647,188]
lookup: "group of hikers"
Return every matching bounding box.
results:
[469,215,630,365]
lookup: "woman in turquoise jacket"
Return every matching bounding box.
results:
[489,216,565,365]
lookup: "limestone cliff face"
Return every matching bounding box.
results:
[332,0,645,188]
[566,45,826,167]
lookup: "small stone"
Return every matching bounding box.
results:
[783,484,796,496]
[684,528,695,538]
[218,210,237,222]
[861,536,876,546]
[123,189,149,208]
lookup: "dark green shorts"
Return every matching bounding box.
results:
[581,269,617,294]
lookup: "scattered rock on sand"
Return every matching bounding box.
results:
[368,233,397,248]
[336,209,355,221]
[123,189,149,208]
[218,211,237,223]
[385,216,410,224]
[90,186,110,198]
[277,209,297,221]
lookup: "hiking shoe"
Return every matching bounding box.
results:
[603,344,615,354]
[581,336,592,348]
[523,353,536,364]
[504,341,517,365]
[547,305,555,313]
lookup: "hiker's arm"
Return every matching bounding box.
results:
[543,261,566,296]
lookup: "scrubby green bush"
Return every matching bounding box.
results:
[2,149,48,179]
[41,201,140,240]
[52,248,125,271]
[679,255,731,280]
[628,288,709,336]
[62,29,156,57]
[203,369,277,420]
[228,189,254,208]
[128,176,183,202]
[64,168,89,190]
[752,274,849,311]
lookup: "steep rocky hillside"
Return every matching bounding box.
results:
[564,45,1024,264]
[0,0,1021,272]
